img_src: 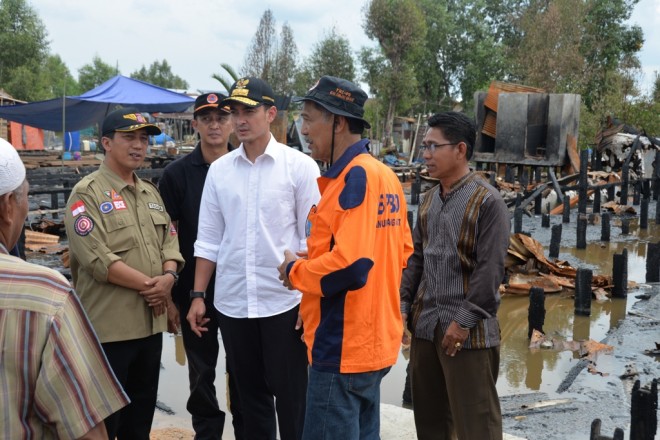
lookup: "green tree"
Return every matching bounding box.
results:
[294,27,356,94]
[241,9,299,96]
[0,0,49,99]
[43,54,80,97]
[241,9,277,81]
[2,55,79,101]
[270,23,298,95]
[212,63,240,93]
[363,0,426,147]
[411,0,509,114]
[130,59,189,89]
[78,56,117,91]
[579,0,643,110]
[511,0,586,92]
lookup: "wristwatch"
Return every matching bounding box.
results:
[164,269,179,285]
[189,290,206,300]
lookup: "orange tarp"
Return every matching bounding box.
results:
[9,121,44,150]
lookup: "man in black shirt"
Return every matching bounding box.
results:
[159,93,242,439]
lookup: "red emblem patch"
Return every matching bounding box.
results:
[74,215,94,236]
[70,200,86,217]
[113,200,127,210]
[169,223,177,236]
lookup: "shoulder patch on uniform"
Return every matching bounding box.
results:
[99,201,113,214]
[74,215,94,236]
[339,166,367,210]
[70,200,86,217]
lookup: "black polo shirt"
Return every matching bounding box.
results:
[159,142,233,304]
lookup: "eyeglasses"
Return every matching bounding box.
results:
[418,142,457,153]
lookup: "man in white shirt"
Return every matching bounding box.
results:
[188,77,320,440]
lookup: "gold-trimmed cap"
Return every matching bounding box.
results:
[102,107,161,136]
[221,77,276,108]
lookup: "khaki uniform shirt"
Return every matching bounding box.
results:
[65,163,184,343]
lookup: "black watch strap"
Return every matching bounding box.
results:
[189,290,206,300]
[164,269,179,284]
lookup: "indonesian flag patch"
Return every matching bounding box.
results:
[169,222,177,236]
[70,200,86,216]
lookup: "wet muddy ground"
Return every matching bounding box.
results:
[25,195,659,439]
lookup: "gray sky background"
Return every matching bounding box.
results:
[34,0,659,96]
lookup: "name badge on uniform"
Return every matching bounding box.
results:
[148,202,164,212]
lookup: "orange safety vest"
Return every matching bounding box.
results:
[289,145,413,373]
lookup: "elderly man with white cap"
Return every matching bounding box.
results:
[0,138,129,439]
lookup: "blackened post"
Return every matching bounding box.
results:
[578,149,589,214]
[534,167,543,215]
[549,167,565,205]
[592,148,602,171]
[601,212,611,242]
[514,207,523,234]
[621,217,630,235]
[593,188,601,213]
[656,194,660,224]
[407,210,414,235]
[489,170,496,187]
[630,379,658,440]
[575,268,592,316]
[520,167,529,190]
[642,180,650,199]
[505,165,514,184]
[542,213,550,228]
[51,192,59,219]
[410,169,421,205]
[640,198,649,229]
[515,193,522,208]
[577,214,587,249]
[646,242,660,283]
[633,181,641,206]
[528,287,546,339]
[607,185,616,202]
[590,418,625,440]
[549,224,562,259]
[563,197,571,223]
[612,248,628,298]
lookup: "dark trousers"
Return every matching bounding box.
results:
[410,325,502,440]
[102,333,163,440]
[217,306,308,440]
[176,295,243,440]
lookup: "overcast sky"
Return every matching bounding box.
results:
[34,0,659,95]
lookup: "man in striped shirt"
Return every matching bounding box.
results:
[400,112,510,440]
[0,138,128,439]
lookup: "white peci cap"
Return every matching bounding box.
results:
[0,138,26,196]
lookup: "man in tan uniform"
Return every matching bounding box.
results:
[65,107,184,440]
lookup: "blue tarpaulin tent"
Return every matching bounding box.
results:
[0,75,194,132]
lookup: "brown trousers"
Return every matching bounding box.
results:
[410,324,502,440]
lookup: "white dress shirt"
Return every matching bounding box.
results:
[195,134,321,318]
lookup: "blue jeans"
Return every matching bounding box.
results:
[302,366,391,440]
